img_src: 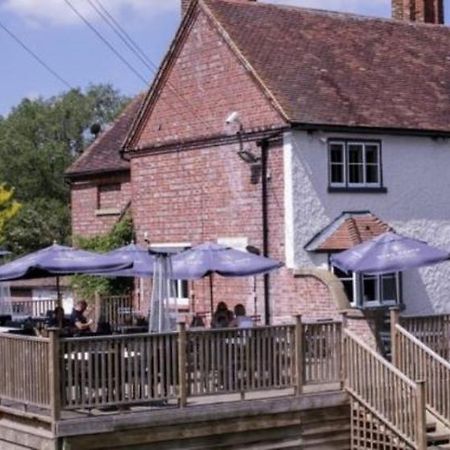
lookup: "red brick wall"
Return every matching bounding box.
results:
[131,6,285,150]
[71,173,131,238]
[129,4,341,324]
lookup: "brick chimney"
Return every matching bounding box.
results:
[182,0,257,17]
[392,0,444,24]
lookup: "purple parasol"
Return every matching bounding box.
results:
[0,243,132,281]
[94,243,154,278]
[330,232,449,275]
[171,242,283,280]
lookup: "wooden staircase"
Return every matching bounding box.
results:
[426,415,450,449]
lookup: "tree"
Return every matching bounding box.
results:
[0,184,21,244]
[0,84,129,254]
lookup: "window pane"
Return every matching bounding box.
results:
[331,164,344,184]
[332,268,354,303]
[349,164,363,183]
[348,145,363,163]
[366,164,379,183]
[365,145,379,164]
[330,144,344,163]
[363,276,377,302]
[382,274,397,302]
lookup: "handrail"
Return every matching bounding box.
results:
[394,323,450,427]
[343,328,426,449]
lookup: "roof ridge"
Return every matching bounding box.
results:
[215,0,449,29]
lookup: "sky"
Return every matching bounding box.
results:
[0,0,448,116]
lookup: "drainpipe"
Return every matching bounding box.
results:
[258,139,270,325]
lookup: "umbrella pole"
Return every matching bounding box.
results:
[56,276,61,308]
[209,274,214,320]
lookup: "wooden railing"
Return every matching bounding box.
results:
[303,321,342,385]
[401,313,450,359]
[96,294,134,332]
[392,320,450,427]
[60,332,179,409]
[0,333,51,410]
[343,329,427,449]
[11,298,57,318]
[0,318,343,423]
[186,325,295,396]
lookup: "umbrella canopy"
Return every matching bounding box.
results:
[330,232,450,275]
[171,242,283,280]
[95,243,155,277]
[0,243,132,281]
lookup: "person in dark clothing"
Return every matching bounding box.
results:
[69,300,93,335]
[211,302,233,328]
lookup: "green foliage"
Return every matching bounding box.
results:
[0,184,21,244]
[0,84,129,255]
[71,216,134,300]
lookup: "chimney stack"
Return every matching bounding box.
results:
[182,0,257,17]
[392,0,444,24]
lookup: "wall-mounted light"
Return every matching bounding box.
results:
[237,149,259,164]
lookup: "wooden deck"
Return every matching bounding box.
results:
[1,311,450,449]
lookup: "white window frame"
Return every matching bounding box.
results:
[332,266,400,308]
[329,140,382,189]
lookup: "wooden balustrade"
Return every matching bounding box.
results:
[97,294,134,331]
[11,298,57,318]
[186,325,296,397]
[303,321,342,385]
[0,333,50,410]
[401,313,450,359]
[393,322,450,427]
[60,332,179,409]
[0,318,344,416]
[343,329,426,449]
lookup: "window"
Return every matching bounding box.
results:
[332,267,400,308]
[329,140,382,189]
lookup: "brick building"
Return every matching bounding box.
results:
[68,0,450,338]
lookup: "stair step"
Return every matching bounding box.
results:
[428,422,438,432]
[427,432,450,445]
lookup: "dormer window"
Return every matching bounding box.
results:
[328,140,385,192]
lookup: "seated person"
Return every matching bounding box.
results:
[211,302,233,328]
[231,304,253,328]
[69,300,93,335]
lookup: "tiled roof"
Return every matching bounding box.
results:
[204,0,450,133]
[305,211,393,252]
[66,94,144,178]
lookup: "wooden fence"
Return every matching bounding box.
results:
[96,294,134,332]
[11,298,57,318]
[401,313,450,359]
[0,333,51,410]
[343,329,427,449]
[392,320,450,427]
[0,317,344,420]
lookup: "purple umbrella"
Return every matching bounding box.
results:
[330,232,450,275]
[0,244,132,281]
[94,243,155,278]
[171,242,283,315]
[172,243,283,279]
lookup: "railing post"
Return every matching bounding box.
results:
[390,307,400,367]
[177,322,187,408]
[94,292,102,326]
[340,312,348,390]
[416,380,427,450]
[48,328,61,430]
[294,315,304,395]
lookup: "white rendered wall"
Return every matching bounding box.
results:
[284,130,450,315]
